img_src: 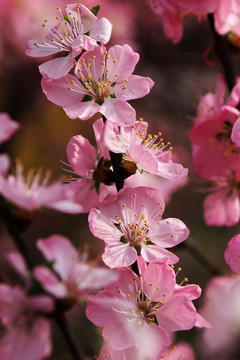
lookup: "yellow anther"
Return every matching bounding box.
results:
[154,308,158,312]
[92,55,96,59]
[87,63,91,68]
[157,287,160,290]
[106,55,110,59]
[149,283,153,287]
[125,79,129,82]
[171,234,174,237]
[70,80,75,84]
[127,294,131,298]
[113,59,117,63]
[67,86,72,90]
[122,204,126,208]
[106,69,109,73]
[81,58,85,63]
[163,293,167,297]
[81,20,85,24]
[147,298,151,302]
[178,267,182,271]
[184,277,188,282]
[129,206,133,209]
[115,73,119,77]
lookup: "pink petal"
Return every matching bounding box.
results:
[141,262,175,302]
[141,244,179,265]
[157,296,196,332]
[34,266,68,298]
[26,38,63,57]
[101,98,135,126]
[42,75,84,108]
[102,242,137,268]
[0,113,20,143]
[39,54,75,80]
[90,17,112,44]
[67,135,96,176]
[231,117,240,147]
[36,235,79,281]
[115,75,154,101]
[224,234,240,273]
[107,44,139,81]
[151,218,190,248]
[64,100,100,120]
[0,318,51,360]
[204,189,240,226]
[6,252,29,282]
[0,154,10,175]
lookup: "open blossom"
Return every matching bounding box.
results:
[86,258,202,359]
[97,341,195,360]
[0,161,82,213]
[0,284,53,360]
[26,3,112,79]
[101,118,188,179]
[89,186,189,268]
[34,234,118,301]
[63,119,115,213]
[200,275,240,358]
[224,234,240,273]
[42,44,154,126]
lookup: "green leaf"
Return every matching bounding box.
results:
[90,4,102,16]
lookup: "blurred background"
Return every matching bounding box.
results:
[1,0,240,358]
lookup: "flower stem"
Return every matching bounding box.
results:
[208,13,236,92]
[0,196,34,269]
[53,310,84,360]
[102,115,125,192]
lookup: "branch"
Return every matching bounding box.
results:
[208,13,236,92]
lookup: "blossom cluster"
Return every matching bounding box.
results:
[2,1,240,359]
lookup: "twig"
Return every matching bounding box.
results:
[208,13,236,92]
[182,237,224,276]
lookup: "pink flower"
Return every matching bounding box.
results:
[42,44,154,126]
[189,75,240,179]
[224,234,240,273]
[88,186,190,268]
[0,284,53,360]
[0,161,83,213]
[26,3,112,79]
[200,275,240,356]
[97,341,195,360]
[63,119,115,213]
[203,184,240,226]
[101,118,187,179]
[148,0,217,43]
[34,234,118,301]
[86,258,201,359]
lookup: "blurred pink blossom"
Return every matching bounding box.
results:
[0,161,83,213]
[225,234,240,273]
[34,234,118,301]
[0,283,53,360]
